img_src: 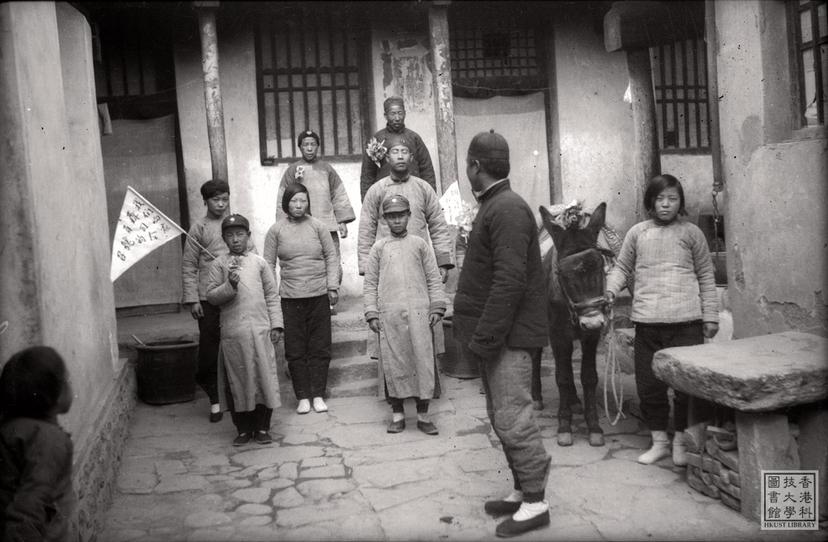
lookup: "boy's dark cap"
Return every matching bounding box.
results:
[221,214,249,232]
[201,180,230,199]
[467,129,509,161]
[297,130,320,147]
[382,194,410,214]
[385,133,412,151]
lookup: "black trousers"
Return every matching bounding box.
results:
[388,397,430,414]
[282,294,332,400]
[634,322,703,432]
[195,300,221,404]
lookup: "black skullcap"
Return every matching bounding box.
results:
[297,130,320,147]
[383,96,405,112]
[282,182,312,215]
[385,132,412,151]
[221,213,249,233]
[200,179,230,200]
[467,129,509,161]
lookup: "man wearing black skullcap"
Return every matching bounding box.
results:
[453,130,551,537]
[359,96,436,201]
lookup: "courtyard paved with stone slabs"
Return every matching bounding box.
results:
[102,373,823,541]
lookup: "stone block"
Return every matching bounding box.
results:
[736,411,800,521]
[701,454,721,474]
[713,472,741,499]
[720,491,741,512]
[704,437,718,457]
[715,448,738,472]
[796,404,828,520]
[653,332,827,411]
[684,422,706,453]
[687,466,720,499]
[728,469,740,488]
[686,451,702,469]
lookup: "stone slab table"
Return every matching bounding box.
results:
[653,331,828,521]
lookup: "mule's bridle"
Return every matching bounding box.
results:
[555,245,617,327]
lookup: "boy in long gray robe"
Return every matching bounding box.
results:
[363,195,446,435]
[207,214,283,447]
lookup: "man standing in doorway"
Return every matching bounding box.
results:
[360,96,437,201]
[453,130,551,538]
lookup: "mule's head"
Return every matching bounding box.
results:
[540,202,608,331]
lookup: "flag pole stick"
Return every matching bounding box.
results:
[127,186,217,259]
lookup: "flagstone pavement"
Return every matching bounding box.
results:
[101,371,825,542]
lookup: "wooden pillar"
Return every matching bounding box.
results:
[705,0,724,193]
[626,48,660,219]
[195,1,228,183]
[428,2,457,197]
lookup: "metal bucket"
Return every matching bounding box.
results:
[135,340,198,404]
[438,316,480,379]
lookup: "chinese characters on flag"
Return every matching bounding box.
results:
[110,187,186,281]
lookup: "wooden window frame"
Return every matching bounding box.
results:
[254,7,369,165]
[788,0,828,128]
[651,37,712,153]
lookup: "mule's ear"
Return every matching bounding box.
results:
[539,205,566,248]
[539,205,563,234]
[587,202,607,234]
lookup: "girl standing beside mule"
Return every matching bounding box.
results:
[605,174,719,466]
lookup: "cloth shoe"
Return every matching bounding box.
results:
[672,431,689,466]
[209,411,223,423]
[296,399,311,414]
[232,432,252,446]
[638,430,671,464]
[416,420,438,435]
[254,430,272,445]
[386,419,405,433]
[485,490,523,516]
[495,501,550,538]
[312,397,328,413]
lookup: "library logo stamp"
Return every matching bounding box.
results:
[761,470,818,530]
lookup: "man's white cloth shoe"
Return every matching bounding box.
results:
[296,399,311,414]
[312,397,328,413]
[637,430,671,464]
[512,500,549,522]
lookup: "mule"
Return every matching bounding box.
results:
[539,202,612,447]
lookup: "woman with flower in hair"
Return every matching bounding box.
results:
[276,129,355,304]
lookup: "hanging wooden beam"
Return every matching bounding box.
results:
[428,1,457,197]
[194,1,228,183]
[604,0,704,52]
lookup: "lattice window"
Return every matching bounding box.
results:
[93,16,174,100]
[449,10,543,95]
[255,7,365,164]
[790,0,828,126]
[650,37,711,151]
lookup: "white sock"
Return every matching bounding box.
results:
[210,403,220,414]
[512,500,548,521]
[417,413,430,423]
[504,489,523,502]
[392,412,404,423]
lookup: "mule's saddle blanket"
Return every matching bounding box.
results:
[653,331,827,412]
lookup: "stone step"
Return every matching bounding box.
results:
[328,377,378,399]
[332,328,374,359]
[328,354,377,384]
